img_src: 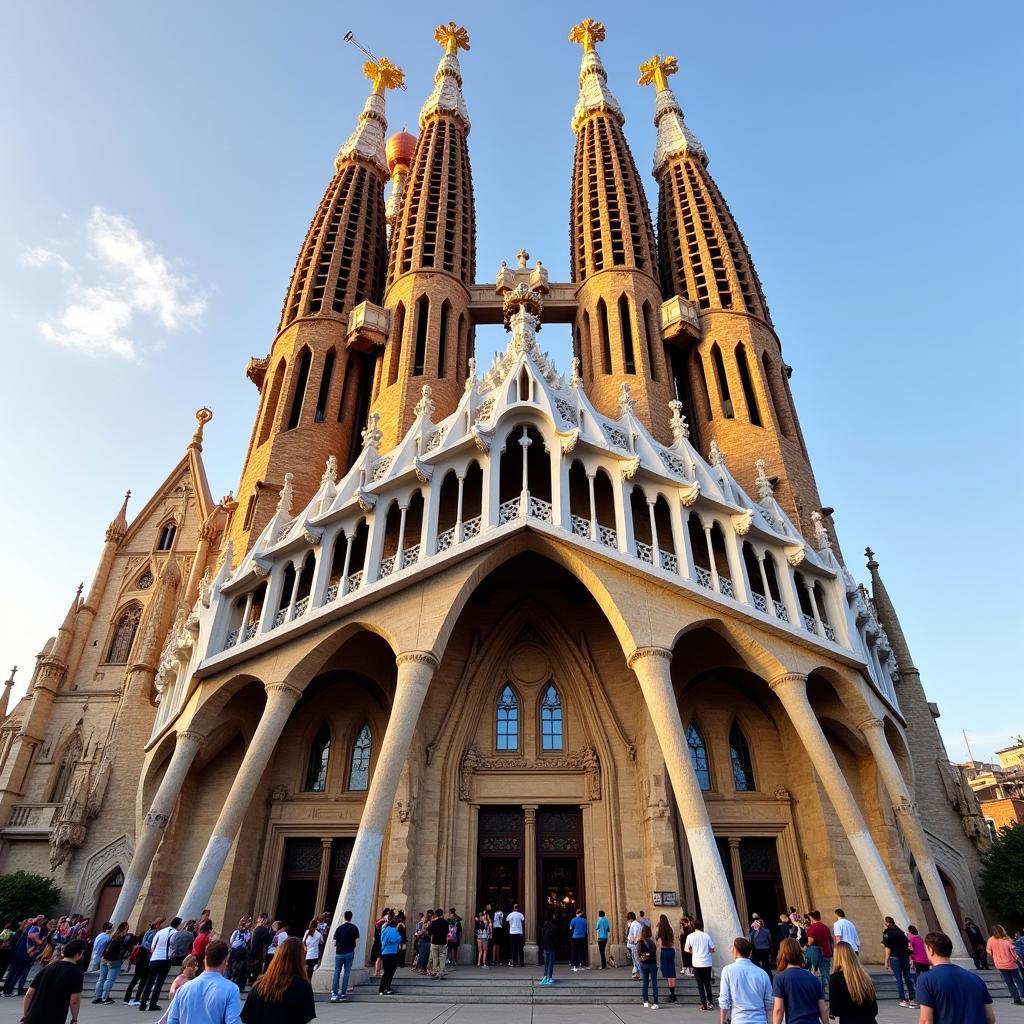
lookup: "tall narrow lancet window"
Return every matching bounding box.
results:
[314,350,336,423]
[729,723,756,791]
[711,344,734,418]
[687,723,711,790]
[305,724,331,792]
[735,344,762,426]
[436,300,450,378]
[540,684,564,751]
[287,347,313,430]
[348,723,372,791]
[157,522,176,551]
[598,299,612,374]
[105,605,142,664]
[496,685,519,751]
[618,295,636,374]
[413,295,429,376]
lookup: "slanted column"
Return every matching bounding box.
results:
[177,682,303,919]
[339,532,354,597]
[523,805,538,955]
[519,427,532,515]
[701,521,720,590]
[756,552,773,613]
[858,718,969,957]
[804,579,825,635]
[769,673,909,926]
[628,647,741,965]
[727,838,749,926]
[314,837,334,917]
[647,500,661,566]
[778,560,803,624]
[455,473,466,542]
[395,503,409,568]
[112,730,204,926]
[315,651,438,990]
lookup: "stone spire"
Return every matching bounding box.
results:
[0,667,16,720]
[569,18,623,132]
[419,22,471,132]
[336,56,404,175]
[866,547,917,674]
[638,54,706,174]
[105,490,131,543]
[187,407,213,453]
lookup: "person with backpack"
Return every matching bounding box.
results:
[447,909,462,967]
[138,915,182,1012]
[881,915,917,1008]
[637,924,659,1009]
[228,917,252,990]
[92,921,129,1004]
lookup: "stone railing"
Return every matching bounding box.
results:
[4,803,60,833]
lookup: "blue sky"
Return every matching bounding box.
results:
[1,1,1020,762]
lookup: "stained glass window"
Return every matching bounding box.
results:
[729,722,756,791]
[348,723,371,791]
[540,684,563,751]
[497,685,519,750]
[105,605,142,664]
[305,724,331,791]
[687,723,711,791]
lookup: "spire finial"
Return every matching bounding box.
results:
[5,666,17,687]
[363,55,405,95]
[435,21,470,55]
[638,54,678,92]
[516,248,529,268]
[569,18,605,53]
[189,406,213,451]
[865,546,878,570]
[106,489,132,542]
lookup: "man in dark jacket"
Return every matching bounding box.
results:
[248,914,272,984]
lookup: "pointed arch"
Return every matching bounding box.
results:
[304,723,331,792]
[437,299,451,378]
[539,682,564,751]
[314,348,336,423]
[258,358,286,446]
[496,683,520,752]
[597,298,612,374]
[388,302,405,386]
[710,343,734,418]
[286,346,313,430]
[687,721,711,791]
[413,294,429,376]
[105,603,142,664]
[618,294,636,374]
[348,722,372,791]
[156,520,177,551]
[729,721,756,791]
[49,728,84,803]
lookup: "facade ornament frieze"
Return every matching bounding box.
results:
[709,439,725,466]
[458,742,602,801]
[731,509,754,536]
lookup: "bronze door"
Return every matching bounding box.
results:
[477,806,524,917]
[537,806,585,962]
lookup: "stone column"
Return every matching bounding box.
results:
[523,804,538,960]
[112,730,204,926]
[314,838,334,916]
[177,682,303,919]
[858,718,969,957]
[314,652,438,991]
[628,647,741,965]
[728,837,749,926]
[769,673,910,926]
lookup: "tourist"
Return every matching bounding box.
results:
[167,953,200,1003]
[507,903,525,967]
[685,918,716,1011]
[378,913,402,996]
[540,913,558,985]
[170,921,195,967]
[370,907,390,977]
[0,919,18,987]
[804,910,832,995]
[20,937,85,1024]
[446,909,461,966]
[239,936,314,1024]
[490,906,505,966]
[228,917,251,990]
[771,938,827,1024]
[595,910,611,969]
[719,937,773,1024]
[656,914,677,1003]
[395,912,408,967]
[192,919,216,970]
[195,909,212,934]
[750,915,774,977]
[475,910,491,966]
[427,907,449,978]
[247,915,271,984]
[637,923,659,1009]
[569,909,588,971]
[964,917,988,970]
[916,930,994,1023]
[627,911,642,979]
[986,924,1023,1004]
[93,921,130,1004]
[330,909,359,1002]
[907,925,930,976]
[126,918,161,1006]
[89,921,114,972]
[267,921,288,971]
[680,914,694,977]
[776,913,796,947]
[139,915,182,1012]
[828,941,877,1023]
[295,919,320,980]
[881,915,917,1007]
[168,940,239,1024]
[639,910,652,930]
[413,911,431,975]
[1013,929,1024,988]
[832,909,860,956]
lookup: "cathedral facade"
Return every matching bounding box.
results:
[0,21,991,972]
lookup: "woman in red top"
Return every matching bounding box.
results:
[191,920,215,970]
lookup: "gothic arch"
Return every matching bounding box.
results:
[670,616,789,683]
[71,834,134,916]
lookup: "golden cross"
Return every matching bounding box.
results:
[364,56,405,95]
[569,19,605,53]
[435,22,470,55]
[638,54,679,92]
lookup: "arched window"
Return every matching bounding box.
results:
[413,295,429,376]
[105,605,142,664]
[304,724,331,792]
[258,358,286,446]
[711,344,734,418]
[618,295,636,374]
[348,723,371,791]
[157,522,176,551]
[597,299,612,374]
[314,349,336,423]
[687,723,711,790]
[287,347,313,430]
[388,303,405,386]
[729,723,756,791]
[540,684,563,751]
[496,685,519,751]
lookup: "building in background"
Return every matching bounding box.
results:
[0,20,992,970]
[962,737,1024,835]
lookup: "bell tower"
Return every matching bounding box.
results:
[568,19,675,442]
[642,54,823,527]
[228,55,401,555]
[374,22,477,450]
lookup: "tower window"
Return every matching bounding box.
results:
[729,722,756,791]
[687,722,711,791]
[388,303,405,386]
[642,301,660,381]
[413,295,429,377]
[540,684,564,751]
[304,724,331,792]
[258,358,286,446]
[436,300,450,378]
[348,723,372,791]
[156,522,176,551]
[598,299,612,375]
[286,347,312,430]
[711,344,734,418]
[314,349,336,423]
[105,604,142,664]
[735,344,762,426]
[618,295,636,374]
[497,684,519,751]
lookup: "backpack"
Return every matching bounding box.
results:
[447,924,458,944]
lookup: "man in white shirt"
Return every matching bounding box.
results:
[685,919,716,1011]
[719,937,774,1024]
[833,908,860,954]
[139,916,182,1012]
[505,904,525,967]
[626,912,643,979]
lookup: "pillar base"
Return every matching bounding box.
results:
[523,942,539,966]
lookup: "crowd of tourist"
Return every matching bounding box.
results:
[0,901,1020,1022]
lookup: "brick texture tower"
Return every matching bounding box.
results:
[569,20,675,442]
[376,22,476,449]
[643,55,822,529]
[228,57,402,555]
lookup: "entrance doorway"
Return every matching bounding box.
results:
[277,838,321,933]
[477,807,524,917]
[93,869,124,928]
[707,835,785,926]
[537,807,585,963]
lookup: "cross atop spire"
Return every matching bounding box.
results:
[105,489,132,543]
[435,21,470,55]
[364,55,404,95]
[569,18,622,132]
[5,666,16,686]
[640,52,706,173]
[569,18,605,54]
[638,54,678,92]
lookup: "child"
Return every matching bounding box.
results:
[157,954,198,1024]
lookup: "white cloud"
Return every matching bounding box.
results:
[23,207,205,358]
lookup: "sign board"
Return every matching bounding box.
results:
[652,891,678,906]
